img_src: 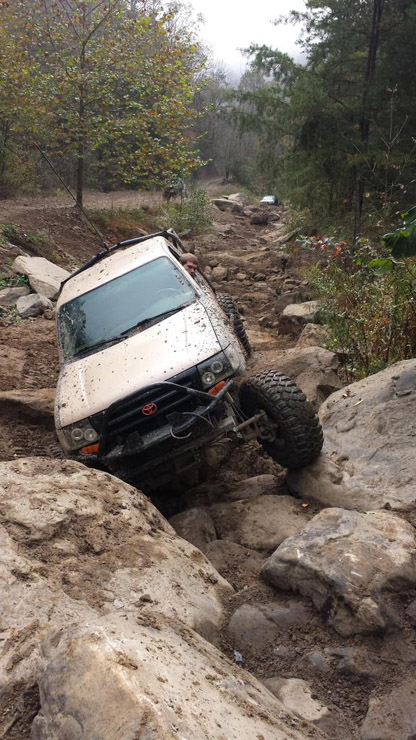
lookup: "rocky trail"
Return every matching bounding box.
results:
[0,191,416,739]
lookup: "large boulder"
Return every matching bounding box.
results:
[272,345,339,379]
[261,507,416,636]
[211,198,243,214]
[296,323,331,348]
[278,301,320,334]
[12,256,70,299]
[169,507,217,552]
[228,600,313,653]
[360,678,416,740]
[263,678,341,736]
[261,345,342,408]
[209,495,314,553]
[203,540,265,586]
[287,360,416,511]
[31,617,327,740]
[211,264,229,281]
[0,284,30,307]
[250,211,270,225]
[0,457,235,728]
[16,293,53,318]
[227,192,249,206]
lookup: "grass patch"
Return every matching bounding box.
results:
[0,274,29,290]
[0,224,49,251]
[87,188,212,238]
[86,207,146,231]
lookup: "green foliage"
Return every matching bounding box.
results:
[0,274,29,290]
[0,1,205,200]
[229,0,416,230]
[0,224,48,251]
[382,206,416,258]
[308,237,416,380]
[87,208,145,231]
[159,186,211,233]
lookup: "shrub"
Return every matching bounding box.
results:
[159,186,211,233]
[301,235,416,380]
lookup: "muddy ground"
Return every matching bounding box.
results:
[0,189,405,739]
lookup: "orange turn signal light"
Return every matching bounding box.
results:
[80,443,99,455]
[208,380,226,396]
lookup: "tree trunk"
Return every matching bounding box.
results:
[76,40,86,207]
[355,0,384,231]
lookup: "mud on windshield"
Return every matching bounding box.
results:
[58,257,195,360]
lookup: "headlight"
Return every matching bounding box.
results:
[224,343,244,373]
[58,418,100,452]
[197,351,233,389]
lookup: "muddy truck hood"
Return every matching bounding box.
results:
[56,302,226,428]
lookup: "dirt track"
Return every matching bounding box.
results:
[0,191,401,739]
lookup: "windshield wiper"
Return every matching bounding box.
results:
[72,336,124,358]
[71,304,189,358]
[120,305,186,336]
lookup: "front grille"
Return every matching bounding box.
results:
[99,368,202,451]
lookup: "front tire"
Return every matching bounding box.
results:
[239,370,323,469]
[217,293,251,357]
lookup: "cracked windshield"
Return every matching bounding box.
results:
[58,257,195,360]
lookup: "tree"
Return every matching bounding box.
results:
[231,0,416,230]
[0,0,204,203]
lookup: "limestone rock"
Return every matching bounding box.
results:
[296,323,331,348]
[227,192,249,206]
[228,604,280,652]
[325,646,381,677]
[0,456,233,719]
[261,507,416,635]
[276,291,304,313]
[169,507,217,552]
[228,600,313,653]
[32,618,326,740]
[276,228,300,245]
[16,293,53,318]
[12,255,70,299]
[211,198,243,214]
[225,474,277,502]
[287,360,416,511]
[279,301,320,334]
[0,285,30,307]
[267,345,341,407]
[273,345,339,379]
[263,678,334,732]
[209,495,314,553]
[296,369,343,408]
[360,678,416,740]
[250,211,269,225]
[211,264,229,281]
[203,540,265,585]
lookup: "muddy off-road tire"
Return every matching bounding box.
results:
[217,293,251,357]
[239,370,323,469]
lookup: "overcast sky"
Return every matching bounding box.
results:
[188,0,306,76]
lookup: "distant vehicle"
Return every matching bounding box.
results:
[55,230,323,490]
[260,195,277,205]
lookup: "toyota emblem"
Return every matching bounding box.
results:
[142,402,158,416]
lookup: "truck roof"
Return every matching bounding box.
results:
[57,235,172,308]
